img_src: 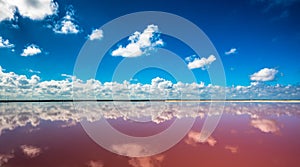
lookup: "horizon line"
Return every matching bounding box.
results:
[0,99,300,103]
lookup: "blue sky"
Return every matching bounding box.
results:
[0,0,300,99]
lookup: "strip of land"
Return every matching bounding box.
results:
[0,99,299,103]
[165,99,300,103]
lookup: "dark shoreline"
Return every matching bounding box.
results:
[0,99,299,103]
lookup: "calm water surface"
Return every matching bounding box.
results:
[0,102,300,167]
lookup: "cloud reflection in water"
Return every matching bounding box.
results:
[0,102,299,166]
[0,102,299,135]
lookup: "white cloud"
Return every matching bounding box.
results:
[21,44,42,57]
[187,55,216,70]
[250,68,278,81]
[184,55,196,62]
[0,0,58,22]
[11,0,58,20]
[88,28,103,40]
[0,66,299,101]
[112,43,143,57]
[61,73,72,78]
[251,119,280,133]
[225,48,237,55]
[54,20,79,34]
[111,24,163,57]
[0,36,15,48]
[29,69,41,74]
[185,130,217,147]
[0,0,16,22]
[53,7,80,34]
[20,145,42,158]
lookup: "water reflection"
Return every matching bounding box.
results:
[0,102,300,166]
[1,102,299,135]
[250,119,280,134]
[185,130,217,147]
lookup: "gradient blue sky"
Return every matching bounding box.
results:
[0,0,300,87]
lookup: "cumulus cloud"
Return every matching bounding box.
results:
[12,0,58,20]
[53,7,80,34]
[225,48,237,55]
[0,0,16,22]
[0,66,41,99]
[0,36,15,48]
[87,160,104,167]
[186,55,216,70]
[21,44,42,56]
[20,145,42,158]
[111,24,163,57]
[250,68,278,81]
[185,130,217,147]
[251,119,280,133]
[225,145,239,154]
[0,66,299,101]
[0,0,58,22]
[88,28,103,40]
